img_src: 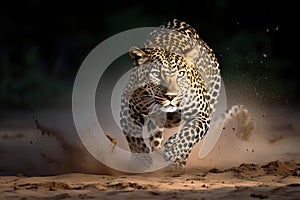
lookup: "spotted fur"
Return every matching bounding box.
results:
[120,19,254,169]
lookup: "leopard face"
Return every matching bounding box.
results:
[128,47,205,116]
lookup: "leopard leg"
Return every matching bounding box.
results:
[120,112,150,153]
[124,135,150,153]
[147,111,165,152]
[149,130,163,152]
[120,99,152,167]
[121,117,153,167]
[148,111,182,152]
[162,116,210,169]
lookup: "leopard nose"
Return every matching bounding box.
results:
[164,94,176,101]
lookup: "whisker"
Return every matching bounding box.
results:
[139,100,156,110]
[154,97,166,102]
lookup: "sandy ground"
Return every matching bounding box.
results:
[0,104,300,199]
[0,163,299,200]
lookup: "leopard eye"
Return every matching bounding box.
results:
[152,71,160,78]
[177,70,185,78]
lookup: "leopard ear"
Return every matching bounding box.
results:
[184,45,200,65]
[129,46,149,67]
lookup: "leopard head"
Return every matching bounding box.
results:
[129,46,196,113]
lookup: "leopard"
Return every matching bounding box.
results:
[120,19,254,169]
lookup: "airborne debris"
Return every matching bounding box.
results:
[104,132,117,148]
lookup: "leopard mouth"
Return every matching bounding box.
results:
[161,100,178,112]
[162,105,177,112]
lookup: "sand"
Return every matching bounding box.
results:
[0,162,299,199]
[0,105,300,199]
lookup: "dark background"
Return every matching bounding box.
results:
[0,0,299,110]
